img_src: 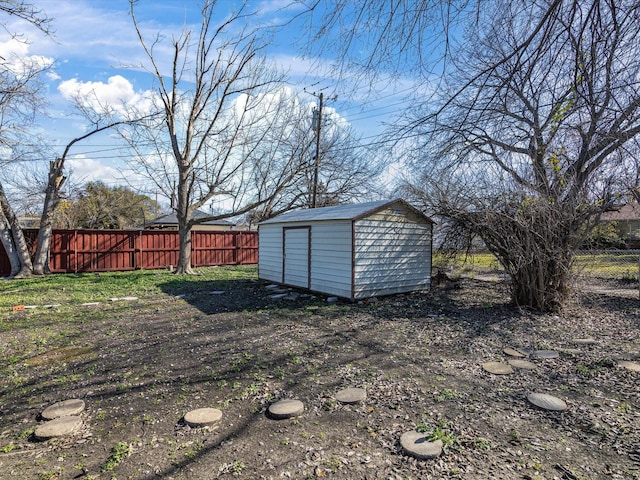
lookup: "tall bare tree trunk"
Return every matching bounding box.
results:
[175,222,194,274]
[174,168,195,274]
[33,158,65,275]
[0,210,20,277]
[0,183,33,277]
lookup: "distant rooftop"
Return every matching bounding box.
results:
[601,203,640,222]
[146,210,234,227]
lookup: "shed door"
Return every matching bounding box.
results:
[283,227,310,288]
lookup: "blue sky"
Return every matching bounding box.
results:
[1,0,418,198]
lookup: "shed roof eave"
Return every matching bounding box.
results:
[258,198,433,225]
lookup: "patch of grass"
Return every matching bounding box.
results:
[37,470,62,480]
[101,441,131,472]
[0,442,17,453]
[470,438,492,450]
[435,389,459,401]
[0,265,258,312]
[181,440,204,459]
[219,460,245,475]
[325,455,342,470]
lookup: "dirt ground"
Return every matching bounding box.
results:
[0,277,639,480]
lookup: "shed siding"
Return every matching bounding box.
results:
[309,221,353,298]
[258,225,282,283]
[353,219,431,298]
[259,199,433,300]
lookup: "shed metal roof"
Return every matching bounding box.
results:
[259,199,432,225]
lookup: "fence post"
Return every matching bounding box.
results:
[73,230,78,274]
[236,231,240,265]
[134,230,139,270]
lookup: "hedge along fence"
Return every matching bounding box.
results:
[0,229,258,276]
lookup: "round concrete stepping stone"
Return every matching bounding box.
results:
[503,347,527,358]
[507,359,537,370]
[482,361,514,375]
[618,361,640,372]
[183,408,222,427]
[531,350,559,359]
[335,387,367,404]
[34,416,83,440]
[527,393,567,411]
[573,338,597,345]
[268,399,304,419]
[400,431,443,460]
[41,399,85,420]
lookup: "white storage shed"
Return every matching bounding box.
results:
[258,199,433,300]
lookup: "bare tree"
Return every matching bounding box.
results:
[399,1,640,310]
[30,118,138,274]
[126,0,307,274]
[0,1,50,34]
[246,95,383,226]
[0,8,51,276]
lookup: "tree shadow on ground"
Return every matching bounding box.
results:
[3,278,639,478]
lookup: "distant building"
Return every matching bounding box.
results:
[145,210,234,231]
[17,215,40,229]
[600,203,640,247]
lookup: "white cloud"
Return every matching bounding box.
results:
[57,75,155,117]
[0,38,54,76]
[67,155,121,183]
[66,154,151,190]
[256,0,307,18]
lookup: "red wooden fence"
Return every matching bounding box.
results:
[0,229,258,275]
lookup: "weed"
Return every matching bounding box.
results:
[101,441,131,472]
[219,460,246,475]
[37,469,63,480]
[18,427,35,440]
[231,460,245,473]
[183,440,204,459]
[325,455,342,470]
[530,459,543,471]
[0,442,16,453]
[473,438,492,450]
[416,420,459,451]
[616,403,631,414]
[323,398,337,411]
[436,389,459,401]
[246,383,259,395]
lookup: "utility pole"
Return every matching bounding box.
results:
[311,92,323,208]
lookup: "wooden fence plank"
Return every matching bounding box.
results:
[0,229,258,276]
